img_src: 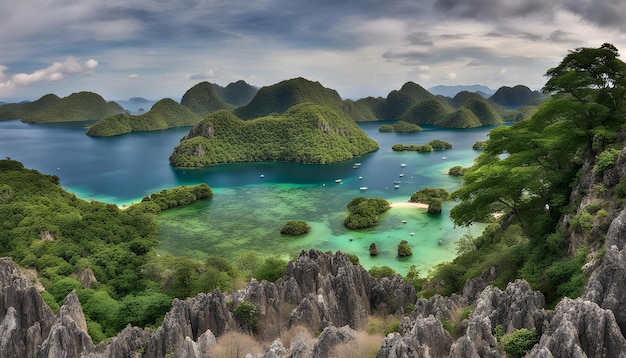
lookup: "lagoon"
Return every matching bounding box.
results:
[0,119,494,275]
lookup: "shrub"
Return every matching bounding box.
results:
[500,328,538,358]
[594,148,620,176]
[369,266,396,279]
[233,301,258,331]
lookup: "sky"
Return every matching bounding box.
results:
[1,0,626,102]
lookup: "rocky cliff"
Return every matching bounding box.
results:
[2,208,626,356]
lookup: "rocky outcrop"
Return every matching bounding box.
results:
[6,210,626,358]
[530,298,626,357]
[0,257,55,358]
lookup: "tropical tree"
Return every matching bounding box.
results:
[451,43,626,237]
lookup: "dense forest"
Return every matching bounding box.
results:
[169,103,380,166]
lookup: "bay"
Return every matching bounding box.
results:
[0,119,494,275]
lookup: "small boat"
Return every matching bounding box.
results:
[360,186,368,191]
[410,232,415,236]
[359,176,363,180]
[402,220,407,224]
[353,163,362,168]
[260,174,264,178]
[400,163,406,168]
[442,156,446,160]
[438,240,443,245]
[399,173,404,177]
[394,184,400,189]
[335,179,342,183]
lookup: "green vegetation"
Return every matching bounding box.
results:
[409,188,450,205]
[344,197,391,229]
[0,158,226,340]
[233,301,259,331]
[170,103,379,166]
[448,165,467,176]
[86,98,201,136]
[140,184,213,210]
[499,328,538,358]
[368,266,397,279]
[180,81,235,116]
[378,120,423,133]
[234,77,351,120]
[397,240,412,257]
[472,140,487,150]
[422,43,626,305]
[280,220,311,235]
[0,92,123,123]
[392,140,452,152]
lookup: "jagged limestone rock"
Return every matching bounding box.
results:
[529,298,626,357]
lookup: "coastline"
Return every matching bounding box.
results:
[389,201,428,209]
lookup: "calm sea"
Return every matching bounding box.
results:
[0,119,495,275]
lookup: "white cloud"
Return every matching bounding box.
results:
[186,70,216,80]
[128,73,139,79]
[0,58,98,96]
[446,72,457,80]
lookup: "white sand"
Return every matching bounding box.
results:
[389,201,428,209]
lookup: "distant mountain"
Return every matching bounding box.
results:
[233,77,347,120]
[489,85,544,109]
[129,97,151,103]
[214,80,257,107]
[400,96,504,128]
[86,98,201,137]
[169,103,379,167]
[0,92,123,123]
[427,85,496,97]
[181,82,235,116]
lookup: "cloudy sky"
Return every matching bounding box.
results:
[1,0,625,102]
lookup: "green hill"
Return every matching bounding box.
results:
[0,92,123,123]
[379,82,435,120]
[215,80,257,107]
[180,82,235,116]
[460,98,503,125]
[0,94,61,120]
[489,85,543,109]
[233,77,346,120]
[169,103,380,166]
[351,96,385,121]
[86,98,200,136]
[401,99,454,125]
[438,107,482,128]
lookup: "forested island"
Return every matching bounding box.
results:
[169,103,380,166]
[0,91,124,122]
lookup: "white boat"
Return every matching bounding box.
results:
[400,163,406,167]
[394,184,400,189]
[359,176,363,180]
[360,186,368,191]
[335,179,342,183]
[399,173,404,177]
[353,163,362,168]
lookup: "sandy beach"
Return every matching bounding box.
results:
[389,201,428,209]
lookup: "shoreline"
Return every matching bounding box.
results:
[389,201,428,209]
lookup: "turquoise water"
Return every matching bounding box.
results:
[0,119,494,275]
